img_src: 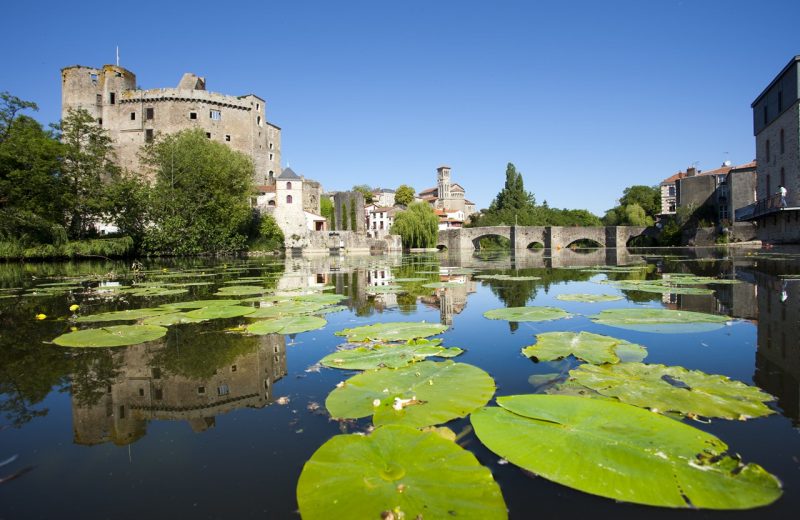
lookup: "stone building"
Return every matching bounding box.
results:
[419,166,477,217]
[737,56,800,242]
[257,168,327,241]
[332,191,366,233]
[61,64,281,184]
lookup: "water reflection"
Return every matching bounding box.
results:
[71,333,287,445]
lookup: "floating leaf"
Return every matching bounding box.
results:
[422,281,465,288]
[247,301,326,318]
[590,308,729,333]
[555,293,622,303]
[53,324,167,348]
[483,306,570,322]
[295,293,348,304]
[296,425,507,520]
[471,395,782,509]
[569,362,775,420]
[214,285,268,296]
[160,299,243,309]
[321,339,463,370]
[75,307,176,323]
[522,331,646,365]
[142,313,206,326]
[335,322,448,342]
[612,283,715,295]
[184,306,256,320]
[314,305,348,315]
[120,286,189,297]
[365,285,406,294]
[247,315,327,335]
[326,360,495,428]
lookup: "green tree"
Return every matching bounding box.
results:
[105,174,151,250]
[619,185,660,217]
[623,203,651,226]
[320,196,334,227]
[391,202,439,248]
[352,184,374,204]
[395,184,415,206]
[58,108,120,239]
[142,129,253,255]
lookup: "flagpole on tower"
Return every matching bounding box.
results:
[116,46,120,67]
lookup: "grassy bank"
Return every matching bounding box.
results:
[0,237,135,261]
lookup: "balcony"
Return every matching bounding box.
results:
[736,194,800,221]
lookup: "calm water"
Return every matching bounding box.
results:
[1,247,799,519]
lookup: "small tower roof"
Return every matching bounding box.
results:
[277,167,301,180]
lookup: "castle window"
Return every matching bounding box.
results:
[225,134,231,142]
[268,170,274,180]
[217,384,229,396]
[210,110,221,120]
[115,71,122,78]
[268,200,275,206]
[766,140,770,162]
[287,195,293,204]
[257,115,262,126]
[269,153,274,161]
[286,182,292,190]
[145,107,154,120]
[256,103,260,111]
[97,118,103,126]
[109,92,115,104]
[780,128,785,154]
[269,142,273,150]
[130,112,136,121]
[197,386,206,395]
[231,365,237,372]
[138,388,144,397]
[206,132,211,139]
[190,112,197,120]
[96,94,102,105]
[154,388,163,400]
[90,73,98,84]
[145,129,153,143]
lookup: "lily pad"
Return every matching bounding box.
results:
[296,425,507,520]
[483,306,570,322]
[590,308,729,333]
[214,285,268,296]
[295,293,348,304]
[142,313,206,326]
[53,324,168,348]
[522,332,646,365]
[120,286,189,297]
[246,315,327,335]
[612,283,715,296]
[75,307,176,323]
[471,395,782,509]
[314,305,348,315]
[247,301,326,318]
[335,322,448,342]
[326,360,495,428]
[568,362,775,420]
[184,306,255,320]
[555,293,623,303]
[160,299,243,309]
[365,285,406,294]
[321,339,463,370]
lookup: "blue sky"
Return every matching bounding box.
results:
[2,0,798,215]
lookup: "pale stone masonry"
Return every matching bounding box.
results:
[419,166,477,218]
[61,64,281,184]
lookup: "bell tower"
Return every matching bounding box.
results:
[437,165,451,201]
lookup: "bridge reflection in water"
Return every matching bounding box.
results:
[438,225,650,251]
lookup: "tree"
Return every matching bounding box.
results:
[320,196,334,227]
[352,184,374,204]
[105,174,151,250]
[395,184,415,206]
[391,202,439,249]
[58,108,120,239]
[142,129,254,255]
[619,185,660,218]
[623,203,650,226]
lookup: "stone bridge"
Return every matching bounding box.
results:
[437,226,651,251]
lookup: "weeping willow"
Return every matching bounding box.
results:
[391,202,438,248]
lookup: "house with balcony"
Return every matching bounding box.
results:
[736,56,800,243]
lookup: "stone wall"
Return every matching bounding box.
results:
[333,192,366,232]
[303,180,323,215]
[755,101,799,206]
[755,211,800,244]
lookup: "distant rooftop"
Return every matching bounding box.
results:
[277,167,301,180]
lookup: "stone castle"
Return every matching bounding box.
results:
[61,64,327,243]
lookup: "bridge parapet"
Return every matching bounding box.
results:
[437,225,651,251]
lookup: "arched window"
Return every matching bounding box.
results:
[287,195,293,204]
[268,170,274,180]
[268,200,275,206]
[286,181,292,190]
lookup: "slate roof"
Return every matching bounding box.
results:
[277,167,301,180]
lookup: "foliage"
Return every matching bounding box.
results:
[350,198,357,231]
[470,163,602,227]
[104,174,151,250]
[326,360,496,428]
[320,196,334,227]
[483,306,571,322]
[590,308,729,333]
[352,184,374,203]
[555,293,622,302]
[602,185,660,226]
[335,321,448,342]
[53,324,168,347]
[471,395,782,509]
[246,315,327,335]
[390,202,439,248]
[522,331,647,364]
[142,129,253,255]
[249,212,284,251]
[320,339,462,370]
[395,184,415,206]
[296,425,507,520]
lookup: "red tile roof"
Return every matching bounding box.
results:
[660,161,757,185]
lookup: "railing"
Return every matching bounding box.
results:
[735,194,783,221]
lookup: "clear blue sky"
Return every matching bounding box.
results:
[3,0,799,215]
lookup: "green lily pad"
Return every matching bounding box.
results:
[326,360,495,428]
[555,293,623,303]
[184,306,255,320]
[247,301,326,318]
[246,315,327,335]
[314,305,348,315]
[522,331,647,365]
[142,313,206,326]
[296,425,507,520]
[53,324,168,347]
[612,283,715,295]
[120,286,189,297]
[321,339,463,370]
[214,285,268,296]
[160,299,243,309]
[590,308,729,333]
[75,307,176,323]
[295,293,348,304]
[483,306,570,322]
[471,395,782,509]
[365,285,406,294]
[392,277,428,282]
[335,322,448,342]
[569,362,775,420]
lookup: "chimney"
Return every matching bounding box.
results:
[686,167,697,177]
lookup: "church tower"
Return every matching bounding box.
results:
[437,166,451,203]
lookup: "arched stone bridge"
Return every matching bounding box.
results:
[437,226,651,250]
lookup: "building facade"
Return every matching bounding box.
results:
[419,166,477,217]
[61,64,281,184]
[737,56,800,242]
